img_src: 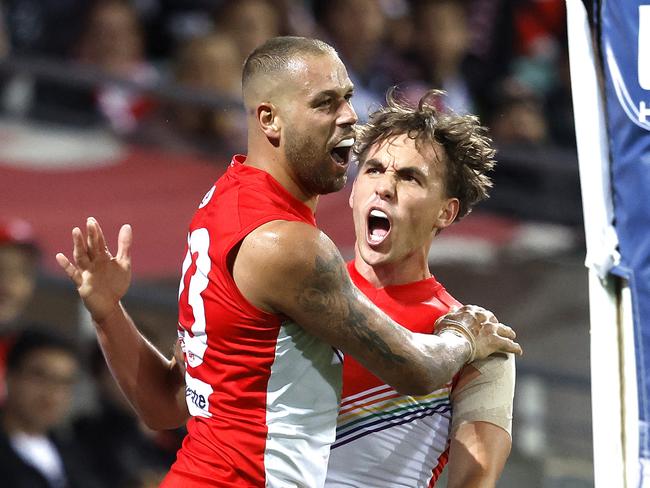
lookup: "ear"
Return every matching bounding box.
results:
[434,197,460,230]
[257,103,280,141]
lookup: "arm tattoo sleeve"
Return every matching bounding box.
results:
[296,254,406,364]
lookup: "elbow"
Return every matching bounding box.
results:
[141,417,164,431]
[137,399,189,431]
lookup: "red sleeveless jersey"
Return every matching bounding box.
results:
[165,156,342,487]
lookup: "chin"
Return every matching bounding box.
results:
[331,175,348,192]
[316,175,348,195]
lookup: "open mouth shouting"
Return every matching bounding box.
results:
[367,208,391,246]
[330,137,354,166]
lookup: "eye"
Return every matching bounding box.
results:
[401,173,422,185]
[316,98,332,109]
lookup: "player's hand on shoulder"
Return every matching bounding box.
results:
[435,305,522,362]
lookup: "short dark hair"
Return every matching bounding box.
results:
[6,326,80,373]
[242,36,337,89]
[354,88,496,221]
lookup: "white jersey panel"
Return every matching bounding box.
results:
[325,385,452,488]
[264,320,343,488]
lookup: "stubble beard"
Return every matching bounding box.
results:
[284,128,347,196]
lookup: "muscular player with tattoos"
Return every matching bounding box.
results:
[56,37,521,487]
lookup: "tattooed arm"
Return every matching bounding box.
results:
[233,221,521,395]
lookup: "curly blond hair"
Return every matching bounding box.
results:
[354,88,495,221]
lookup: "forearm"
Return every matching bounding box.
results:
[361,325,471,395]
[94,302,189,429]
[316,285,472,395]
[446,422,511,488]
[405,330,472,393]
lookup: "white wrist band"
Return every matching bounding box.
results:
[435,318,477,363]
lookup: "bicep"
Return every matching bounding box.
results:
[235,222,410,367]
[446,354,516,488]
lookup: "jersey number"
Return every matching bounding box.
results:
[178,228,211,367]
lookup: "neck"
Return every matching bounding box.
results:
[246,144,319,213]
[353,245,432,288]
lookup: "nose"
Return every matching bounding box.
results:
[375,173,396,201]
[337,99,358,127]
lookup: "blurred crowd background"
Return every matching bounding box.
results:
[0,1,591,487]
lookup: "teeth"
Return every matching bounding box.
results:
[370,209,388,219]
[334,138,354,148]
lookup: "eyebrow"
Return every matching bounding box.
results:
[359,158,376,168]
[363,158,428,180]
[310,85,355,102]
[397,166,427,181]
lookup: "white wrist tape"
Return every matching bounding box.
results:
[434,317,476,364]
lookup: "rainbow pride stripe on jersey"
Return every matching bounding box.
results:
[334,382,453,449]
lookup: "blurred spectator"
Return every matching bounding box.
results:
[73,344,183,488]
[213,0,281,69]
[275,0,321,39]
[315,0,394,120]
[30,0,158,131]
[483,77,581,224]
[76,0,158,133]
[0,218,39,398]
[464,0,517,93]
[172,31,243,147]
[0,3,34,118]
[0,327,100,488]
[4,0,88,57]
[132,31,246,160]
[512,0,566,94]
[173,32,240,96]
[380,0,415,55]
[77,0,151,79]
[144,1,216,60]
[488,78,549,146]
[410,0,476,113]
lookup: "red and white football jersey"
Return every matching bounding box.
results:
[325,262,461,488]
[165,156,342,487]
